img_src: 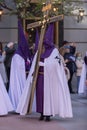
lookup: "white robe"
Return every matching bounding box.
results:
[0,74,13,115]
[78,63,87,95]
[16,48,73,118]
[9,54,26,110]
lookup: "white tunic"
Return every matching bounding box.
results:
[16,48,73,118]
[9,54,26,110]
[0,74,13,115]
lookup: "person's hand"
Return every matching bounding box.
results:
[2,51,6,55]
[65,59,69,63]
[70,42,76,47]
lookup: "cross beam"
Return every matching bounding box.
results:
[27,15,63,29]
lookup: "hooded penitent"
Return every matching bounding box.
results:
[36,23,55,113]
[16,22,73,118]
[8,20,31,110]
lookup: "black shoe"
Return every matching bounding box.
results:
[45,116,50,122]
[71,91,75,94]
[39,114,44,121]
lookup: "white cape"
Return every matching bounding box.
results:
[78,63,87,94]
[16,48,73,118]
[0,74,13,115]
[9,54,26,110]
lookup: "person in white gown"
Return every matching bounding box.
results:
[9,19,31,110]
[78,52,87,95]
[16,23,73,121]
[0,74,13,116]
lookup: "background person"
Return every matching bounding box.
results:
[78,52,87,95]
[4,42,17,91]
[75,52,84,93]
[64,42,76,93]
[0,42,8,87]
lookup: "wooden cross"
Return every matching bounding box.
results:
[27,1,63,114]
[27,15,63,29]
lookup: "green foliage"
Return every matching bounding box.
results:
[0,0,83,19]
[14,0,82,18]
[15,0,30,8]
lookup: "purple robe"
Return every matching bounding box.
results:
[36,23,55,113]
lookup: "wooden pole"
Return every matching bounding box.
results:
[55,21,59,48]
[28,24,47,113]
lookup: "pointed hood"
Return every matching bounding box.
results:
[16,19,31,71]
[43,23,55,49]
[16,19,30,60]
[41,23,55,58]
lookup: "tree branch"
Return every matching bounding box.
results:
[0,2,13,11]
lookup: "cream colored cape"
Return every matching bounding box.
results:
[16,48,73,118]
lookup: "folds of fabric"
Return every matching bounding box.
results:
[78,63,87,94]
[16,49,73,118]
[0,74,13,115]
[44,48,73,118]
[16,53,37,115]
[9,54,26,110]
